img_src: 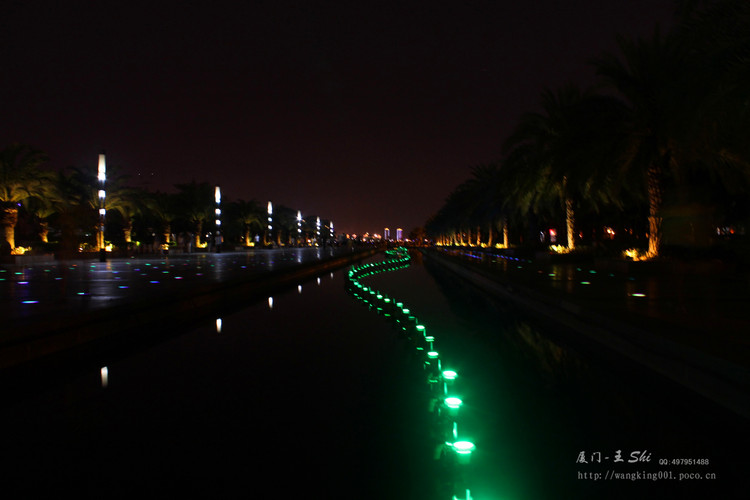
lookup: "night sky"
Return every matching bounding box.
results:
[1,1,675,235]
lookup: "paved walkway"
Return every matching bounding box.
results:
[434,247,750,367]
[2,247,351,322]
[0,247,374,371]
[428,247,750,419]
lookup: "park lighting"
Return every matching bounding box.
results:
[215,186,221,226]
[267,201,273,230]
[97,153,106,257]
[330,221,334,239]
[316,216,321,242]
[450,440,476,465]
[297,210,302,242]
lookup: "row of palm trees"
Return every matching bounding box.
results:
[426,0,750,259]
[0,144,334,254]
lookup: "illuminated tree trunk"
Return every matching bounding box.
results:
[566,197,575,250]
[39,221,49,244]
[476,226,481,246]
[1,206,17,249]
[123,219,133,244]
[244,227,251,246]
[503,216,509,248]
[163,224,171,246]
[486,222,493,247]
[194,221,202,248]
[646,164,663,258]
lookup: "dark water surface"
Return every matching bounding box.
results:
[1,251,747,499]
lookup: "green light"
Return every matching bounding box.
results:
[442,370,457,380]
[396,302,403,308]
[416,325,425,332]
[402,308,410,314]
[425,335,434,342]
[376,294,383,299]
[453,441,475,454]
[427,351,439,359]
[444,397,462,409]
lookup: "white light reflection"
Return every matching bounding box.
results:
[216,318,222,333]
[268,296,274,309]
[100,366,109,388]
[297,285,302,294]
[316,277,321,286]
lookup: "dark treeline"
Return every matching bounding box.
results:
[425,0,750,261]
[0,145,333,255]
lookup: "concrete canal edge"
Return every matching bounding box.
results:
[422,249,750,420]
[0,248,380,374]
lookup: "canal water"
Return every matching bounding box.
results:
[0,250,747,499]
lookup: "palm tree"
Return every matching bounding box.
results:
[0,144,50,250]
[145,191,178,249]
[590,17,750,257]
[502,85,622,251]
[108,186,149,247]
[229,199,263,246]
[173,181,214,248]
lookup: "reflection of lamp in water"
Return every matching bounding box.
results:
[268,296,273,309]
[216,318,222,333]
[100,366,109,388]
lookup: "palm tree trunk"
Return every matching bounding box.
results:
[487,222,493,247]
[123,219,133,244]
[476,226,481,246]
[163,224,172,247]
[194,221,202,248]
[646,164,663,258]
[39,221,49,244]
[503,216,509,248]
[566,198,575,250]
[1,207,17,250]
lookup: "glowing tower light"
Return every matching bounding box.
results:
[397,227,403,241]
[297,210,302,243]
[215,186,222,227]
[267,201,273,245]
[97,153,107,258]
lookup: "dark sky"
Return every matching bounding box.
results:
[1,1,675,235]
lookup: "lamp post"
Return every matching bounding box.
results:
[214,186,222,253]
[97,153,106,261]
[267,201,273,247]
[316,216,321,245]
[297,210,302,246]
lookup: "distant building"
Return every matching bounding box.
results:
[396,228,403,241]
[384,227,390,240]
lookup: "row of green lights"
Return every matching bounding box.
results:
[346,248,477,498]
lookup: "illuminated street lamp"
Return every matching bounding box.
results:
[214,186,222,252]
[97,153,106,261]
[267,201,273,246]
[297,210,302,245]
[316,216,321,244]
